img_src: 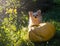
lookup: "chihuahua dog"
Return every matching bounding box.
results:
[28,10,42,31]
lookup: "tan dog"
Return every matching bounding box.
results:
[28,10,42,31]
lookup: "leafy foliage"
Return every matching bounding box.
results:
[54,0,60,4]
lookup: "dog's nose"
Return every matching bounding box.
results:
[35,16,37,18]
[33,15,37,18]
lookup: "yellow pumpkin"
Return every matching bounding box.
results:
[28,22,56,42]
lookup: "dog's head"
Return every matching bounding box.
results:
[28,10,42,25]
[28,10,41,19]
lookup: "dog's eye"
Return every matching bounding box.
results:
[36,15,38,16]
[33,14,38,16]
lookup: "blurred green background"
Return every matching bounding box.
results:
[0,0,60,46]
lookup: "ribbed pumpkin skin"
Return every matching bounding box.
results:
[29,22,56,42]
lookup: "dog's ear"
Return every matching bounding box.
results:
[37,10,41,15]
[28,11,33,17]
